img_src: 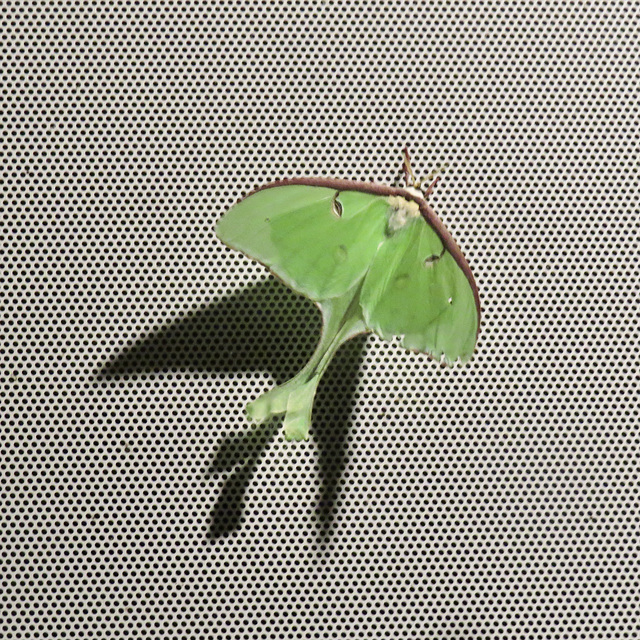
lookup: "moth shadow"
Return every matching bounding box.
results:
[97,277,366,541]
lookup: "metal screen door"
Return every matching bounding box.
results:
[2,1,640,637]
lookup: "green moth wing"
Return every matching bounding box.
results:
[215,183,391,301]
[359,214,479,364]
[215,163,481,441]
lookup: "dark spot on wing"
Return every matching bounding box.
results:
[423,247,446,267]
[331,192,344,218]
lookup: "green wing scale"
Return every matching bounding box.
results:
[215,185,390,301]
[215,174,480,440]
[360,216,478,362]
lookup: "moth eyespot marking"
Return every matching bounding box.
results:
[423,256,437,266]
[448,297,453,304]
[265,217,270,222]
[331,192,344,218]
[423,247,446,268]
[334,244,348,263]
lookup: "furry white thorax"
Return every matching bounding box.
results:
[386,190,423,232]
[403,186,424,199]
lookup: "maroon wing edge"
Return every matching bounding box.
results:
[237,177,481,339]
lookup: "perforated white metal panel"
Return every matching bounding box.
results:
[3,1,640,637]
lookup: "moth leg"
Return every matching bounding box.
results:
[423,176,441,199]
[402,146,417,187]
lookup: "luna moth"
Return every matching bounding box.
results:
[215,149,480,441]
